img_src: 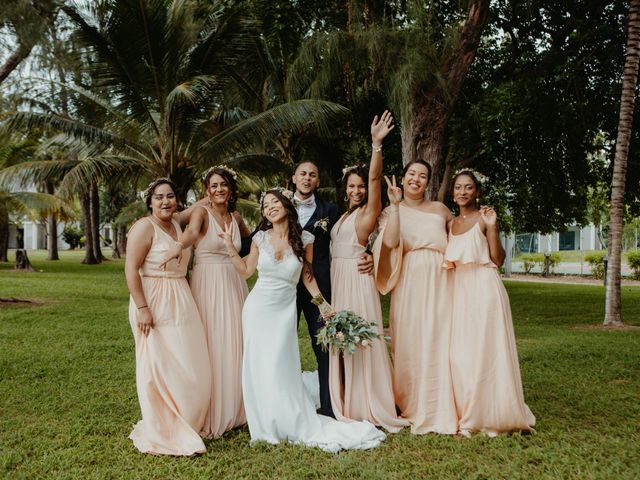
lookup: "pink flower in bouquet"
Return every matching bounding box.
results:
[336,332,345,341]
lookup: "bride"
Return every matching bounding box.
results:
[219,188,385,452]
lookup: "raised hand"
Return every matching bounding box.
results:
[384,175,402,205]
[371,110,395,145]
[137,307,154,337]
[158,241,183,270]
[479,205,497,226]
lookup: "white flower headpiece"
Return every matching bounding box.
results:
[453,168,489,185]
[260,187,295,205]
[341,163,368,180]
[139,177,172,201]
[202,164,238,181]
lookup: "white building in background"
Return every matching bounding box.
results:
[515,224,605,254]
[8,220,71,250]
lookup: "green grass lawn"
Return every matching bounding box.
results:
[1,250,639,479]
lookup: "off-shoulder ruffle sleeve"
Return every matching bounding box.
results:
[372,207,404,295]
[301,230,315,247]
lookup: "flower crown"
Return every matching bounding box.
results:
[202,164,238,182]
[259,187,294,205]
[453,168,489,185]
[341,163,368,180]
[139,177,172,201]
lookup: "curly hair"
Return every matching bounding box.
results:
[257,189,314,280]
[203,167,238,212]
[342,165,369,215]
[144,178,179,212]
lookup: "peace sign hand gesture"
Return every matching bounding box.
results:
[218,221,238,254]
[371,110,395,145]
[384,175,402,205]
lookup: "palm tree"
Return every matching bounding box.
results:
[604,0,640,326]
[7,0,348,200]
[0,133,75,262]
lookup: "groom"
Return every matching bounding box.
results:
[290,160,373,418]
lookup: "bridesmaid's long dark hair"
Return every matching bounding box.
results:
[257,189,314,280]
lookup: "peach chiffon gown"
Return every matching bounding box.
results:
[373,205,458,434]
[128,217,211,455]
[444,222,536,436]
[190,207,248,438]
[328,210,408,432]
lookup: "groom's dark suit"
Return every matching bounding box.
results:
[296,196,340,418]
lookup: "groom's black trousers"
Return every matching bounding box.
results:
[296,285,334,418]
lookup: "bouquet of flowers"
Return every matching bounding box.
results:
[316,310,385,354]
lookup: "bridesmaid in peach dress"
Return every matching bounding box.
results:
[329,111,408,432]
[372,161,458,435]
[124,178,211,455]
[445,170,535,436]
[161,167,250,438]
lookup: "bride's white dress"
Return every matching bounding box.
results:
[242,230,385,453]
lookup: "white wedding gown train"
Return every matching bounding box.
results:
[242,230,385,453]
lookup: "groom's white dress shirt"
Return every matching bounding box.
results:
[295,194,316,227]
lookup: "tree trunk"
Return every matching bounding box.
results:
[45,182,59,260]
[90,181,106,262]
[0,200,8,262]
[112,225,121,259]
[604,0,640,326]
[81,188,98,265]
[401,0,489,200]
[0,47,34,85]
[15,249,35,271]
[118,224,127,256]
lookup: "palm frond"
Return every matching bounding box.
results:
[2,191,77,221]
[198,100,350,163]
[7,112,142,151]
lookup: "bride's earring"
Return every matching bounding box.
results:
[344,194,349,202]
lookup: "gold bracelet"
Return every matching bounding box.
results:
[311,293,326,306]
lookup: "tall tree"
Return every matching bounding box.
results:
[290,0,490,198]
[604,0,640,326]
[6,0,348,206]
[0,1,57,85]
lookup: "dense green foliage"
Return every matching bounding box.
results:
[1,251,639,479]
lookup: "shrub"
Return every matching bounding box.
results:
[521,253,539,273]
[585,252,605,279]
[626,250,640,280]
[520,253,560,274]
[62,226,83,250]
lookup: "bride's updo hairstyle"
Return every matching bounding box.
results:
[257,189,314,279]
